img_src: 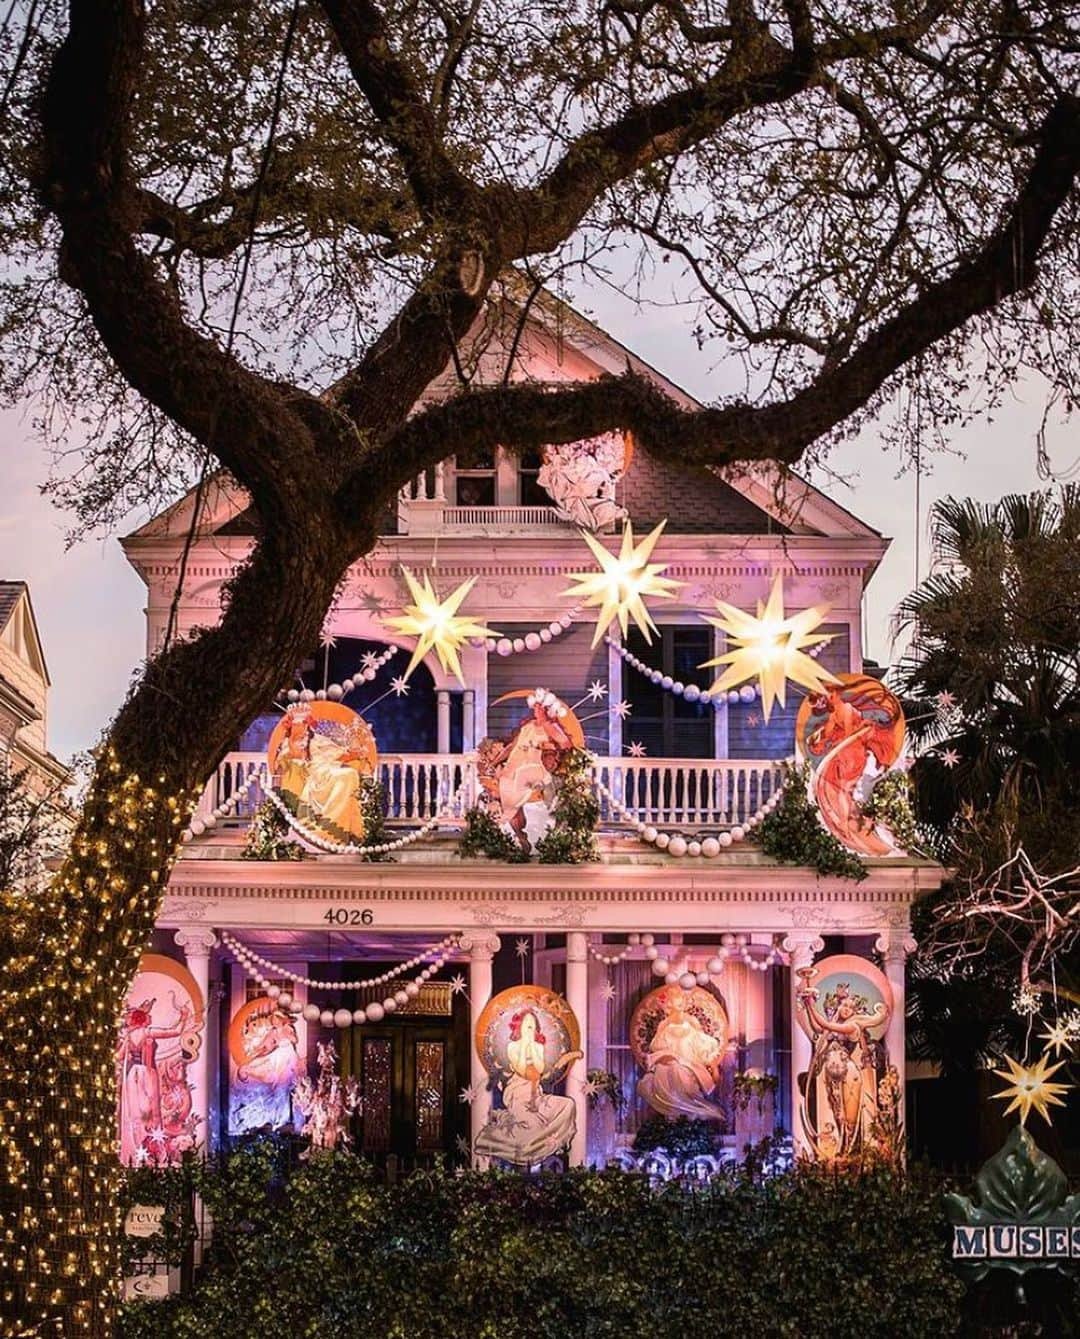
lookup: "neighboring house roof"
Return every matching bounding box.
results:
[121,290,886,549]
[0,581,50,686]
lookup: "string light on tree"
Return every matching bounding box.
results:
[564,521,682,648]
[700,574,839,720]
[384,568,499,685]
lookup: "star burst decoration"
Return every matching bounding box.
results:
[700,574,839,721]
[587,680,608,702]
[1039,1020,1075,1058]
[600,979,618,1003]
[563,521,682,648]
[384,568,499,685]
[390,676,410,697]
[991,1051,1071,1126]
[627,741,647,758]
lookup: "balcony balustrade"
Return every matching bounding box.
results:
[196,752,785,834]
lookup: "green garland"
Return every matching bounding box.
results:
[756,761,867,881]
[585,1067,625,1116]
[459,748,599,865]
[241,798,303,861]
[117,1161,197,1275]
[732,1071,779,1115]
[357,777,389,862]
[861,770,920,855]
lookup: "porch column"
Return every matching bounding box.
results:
[436,689,452,754]
[462,689,476,752]
[173,925,218,1154]
[460,933,500,1162]
[875,928,918,1146]
[782,931,823,1155]
[565,931,589,1167]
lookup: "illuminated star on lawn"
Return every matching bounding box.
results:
[991,1052,1071,1126]
[587,680,608,703]
[384,568,499,686]
[1039,1020,1075,1059]
[700,574,839,721]
[563,521,682,648]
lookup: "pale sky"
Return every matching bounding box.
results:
[0,290,1073,764]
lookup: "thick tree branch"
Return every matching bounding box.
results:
[363,92,1080,490]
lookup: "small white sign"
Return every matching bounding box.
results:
[122,1273,171,1301]
[124,1204,165,1238]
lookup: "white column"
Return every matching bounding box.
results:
[565,931,589,1167]
[462,690,476,752]
[436,689,451,754]
[782,931,823,1156]
[876,928,918,1148]
[174,926,217,1155]
[460,933,500,1163]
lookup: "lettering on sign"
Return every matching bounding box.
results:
[322,907,374,926]
[122,1273,171,1301]
[953,1225,1080,1260]
[124,1204,165,1238]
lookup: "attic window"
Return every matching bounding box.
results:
[519,450,548,507]
[454,451,496,506]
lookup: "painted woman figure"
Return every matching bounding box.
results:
[300,731,369,841]
[636,991,726,1122]
[117,996,196,1165]
[273,701,316,800]
[482,703,574,852]
[797,982,887,1160]
[475,1008,582,1166]
[803,679,905,856]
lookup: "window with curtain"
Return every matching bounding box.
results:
[454,450,497,505]
[624,625,713,758]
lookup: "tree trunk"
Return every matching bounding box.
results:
[0,515,355,1336]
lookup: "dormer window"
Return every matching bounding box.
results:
[454,451,497,506]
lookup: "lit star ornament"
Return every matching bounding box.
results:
[700,574,839,721]
[1040,1020,1075,1058]
[564,520,683,648]
[991,1051,1071,1126]
[384,568,499,685]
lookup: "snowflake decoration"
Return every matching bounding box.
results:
[600,979,617,1003]
[627,741,647,758]
[587,680,608,702]
[746,711,761,728]
[580,1078,602,1100]
[612,699,632,720]
[459,1081,483,1106]
[940,748,961,769]
[319,630,338,650]
[934,689,957,711]
[390,676,410,697]
[455,1134,472,1159]
[1012,984,1041,1017]
[515,938,531,959]
[449,973,467,996]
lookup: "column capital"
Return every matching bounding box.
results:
[174,925,218,957]
[459,933,501,960]
[566,930,588,963]
[875,931,918,964]
[782,932,824,967]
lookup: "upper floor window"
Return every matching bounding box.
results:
[624,626,713,759]
[519,450,548,507]
[454,451,496,506]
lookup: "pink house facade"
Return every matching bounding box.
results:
[119,295,941,1173]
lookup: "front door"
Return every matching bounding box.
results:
[349,1019,463,1165]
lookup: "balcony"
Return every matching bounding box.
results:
[195,753,784,834]
[396,468,573,536]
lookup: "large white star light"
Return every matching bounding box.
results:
[384,568,499,686]
[564,521,683,649]
[700,573,839,721]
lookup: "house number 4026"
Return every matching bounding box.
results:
[323,907,374,926]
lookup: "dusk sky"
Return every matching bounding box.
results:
[0,280,1071,764]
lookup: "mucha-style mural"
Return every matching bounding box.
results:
[268,700,378,844]
[117,953,205,1166]
[474,985,583,1166]
[630,985,729,1123]
[795,954,902,1162]
[476,690,584,854]
[795,673,908,856]
[227,996,302,1135]
[535,431,633,531]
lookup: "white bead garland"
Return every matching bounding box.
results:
[479,608,583,656]
[221,929,462,1025]
[264,777,468,855]
[285,645,397,704]
[605,634,826,708]
[182,767,264,842]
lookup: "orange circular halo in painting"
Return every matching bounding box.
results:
[490,690,585,749]
[629,984,728,1070]
[475,983,581,1076]
[267,700,378,781]
[794,672,905,770]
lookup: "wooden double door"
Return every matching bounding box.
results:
[344,1018,465,1164]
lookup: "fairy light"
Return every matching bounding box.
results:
[0,745,201,1335]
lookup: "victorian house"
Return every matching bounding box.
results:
[117,293,939,1175]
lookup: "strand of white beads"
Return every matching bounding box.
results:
[265,778,468,855]
[220,928,461,995]
[478,606,584,656]
[285,645,398,703]
[183,767,265,842]
[606,636,827,709]
[590,765,788,858]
